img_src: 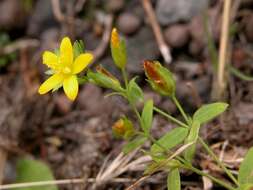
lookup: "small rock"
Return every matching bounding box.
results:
[27,0,57,36]
[189,16,205,44]
[234,102,253,125]
[189,40,204,56]
[164,24,190,48]
[0,0,26,30]
[106,0,125,12]
[55,94,73,114]
[126,27,160,73]
[117,12,142,35]
[77,84,114,117]
[156,0,209,25]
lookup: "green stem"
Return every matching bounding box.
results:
[186,165,236,190]
[121,68,128,88]
[120,68,142,125]
[199,137,239,186]
[153,107,188,128]
[172,96,190,124]
[148,135,235,190]
[155,103,239,187]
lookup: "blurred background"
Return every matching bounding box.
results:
[0,0,252,189]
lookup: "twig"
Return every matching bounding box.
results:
[74,0,87,13]
[125,175,149,190]
[91,14,113,64]
[0,149,7,184]
[186,82,202,107]
[141,0,172,64]
[0,39,39,56]
[217,0,232,99]
[51,0,87,30]
[0,177,135,190]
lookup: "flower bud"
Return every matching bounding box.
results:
[111,28,127,69]
[112,117,135,139]
[143,60,175,97]
[87,65,123,92]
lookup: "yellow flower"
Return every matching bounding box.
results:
[38,37,93,100]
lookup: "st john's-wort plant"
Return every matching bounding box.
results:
[37,28,253,190]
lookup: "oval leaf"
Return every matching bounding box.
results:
[151,128,188,153]
[167,168,181,190]
[15,158,58,190]
[193,102,228,124]
[141,100,153,134]
[238,147,253,184]
[127,78,144,104]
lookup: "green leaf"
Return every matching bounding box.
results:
[238,147,253,184]
[237,184,253,190]
[229,66,253,81]
[141,100,153,134]
[15,158,58,190]
[167,168,181,190]
[193,102,228,124]
[151,128,188,153]
[73,40,85,59]
[184,120,200,162]
[127,78,144,104]
[122,136,147,154]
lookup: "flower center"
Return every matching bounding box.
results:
[62,67,71,74]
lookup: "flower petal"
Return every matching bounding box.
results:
[60,37,73,66]
[43,51,58,69]
[38,73,64,94]
[72,53,93,74]
[63,75,78,101]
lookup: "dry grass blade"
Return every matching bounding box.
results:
[216,0,232,99]
[141,0,172,64]
[93,150,151,188]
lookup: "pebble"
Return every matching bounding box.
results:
[0,0,26,30]
[117,12,142,35]
[126,27,160,73]
[156,0,209,25]
[164,24,190,48]
[106,0,125,13]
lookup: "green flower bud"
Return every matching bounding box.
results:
[112,117,135,139]
[143,60,176,97]
[111,28,127,69]
[87,65,123,92]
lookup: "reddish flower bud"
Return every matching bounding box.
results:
[144,60,175,97]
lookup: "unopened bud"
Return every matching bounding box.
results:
[87,65,123,92]
[143,60,175,97]
[111,28,120,47]
[112,117,135,139]
[110,28,127,69]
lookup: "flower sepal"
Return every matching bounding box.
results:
[87,65,123,92]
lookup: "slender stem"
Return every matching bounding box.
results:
[186,165,235,190]
[121,68,128,88]
[153,107,188,128]
[172,96,190,124]
[199,137,239,186]
[159,96,238,187]
[120,68,142,125]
